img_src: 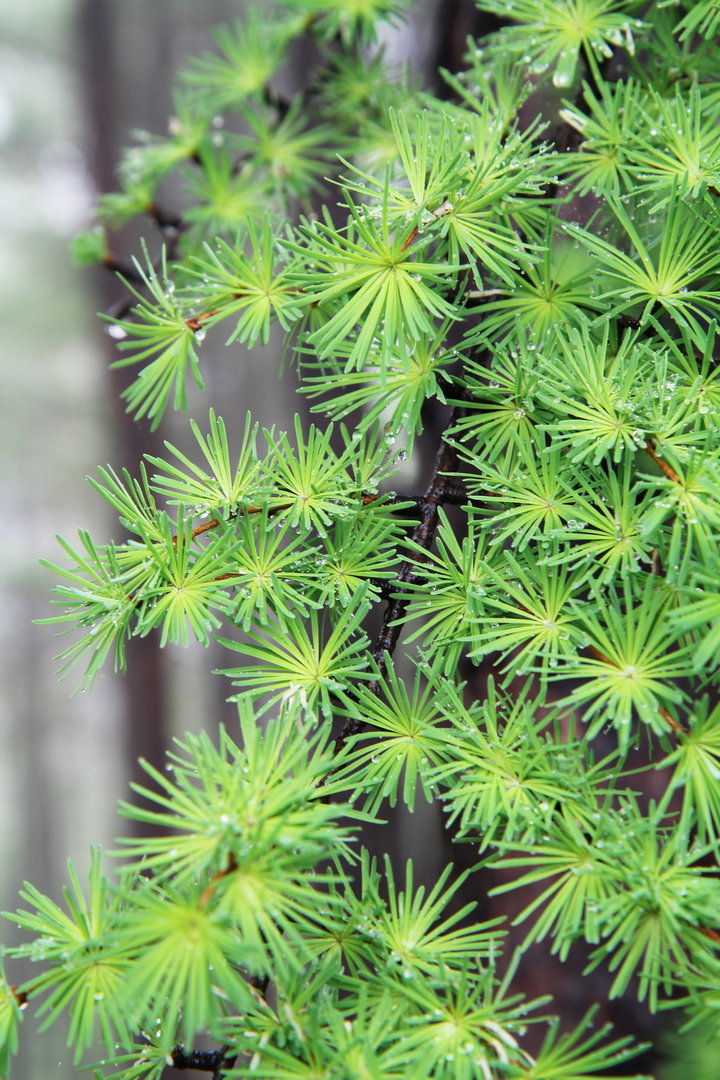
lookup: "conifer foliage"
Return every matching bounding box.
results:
[4,1,720,1076]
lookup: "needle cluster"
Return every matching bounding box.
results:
[3,2,720,1077]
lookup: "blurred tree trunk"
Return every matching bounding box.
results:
[76,0,170,793]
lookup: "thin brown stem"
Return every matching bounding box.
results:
[186,310,221,332]
[400,225,420,253]
[199,853,238,908]
[658,706,688,738]
[644,438,681,484]
[184,503,286,543]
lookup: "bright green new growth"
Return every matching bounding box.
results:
[5,1,720,1077]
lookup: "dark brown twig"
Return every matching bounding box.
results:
[644,438,681,484]
[171,1044,237,1078]
[336,404,467,747]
